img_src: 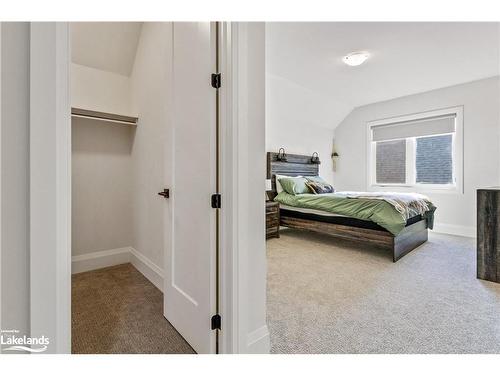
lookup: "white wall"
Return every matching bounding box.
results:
[265,73,343,184]
[71,63,134,116]
[70,63,136,260]
[129,22,172,272]
[0,22,30,344]
[334,76,500,237]
[71,117,135,256]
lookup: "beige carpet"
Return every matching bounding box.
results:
[267,228,500,354]
[72,263,195,354]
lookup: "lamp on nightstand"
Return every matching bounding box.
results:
[266,179,272,201]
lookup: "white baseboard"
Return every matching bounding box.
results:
[246,325,270,354]
[432,223,476,238]
[72,246,164,291]
[72,247,131,274]
[129,247,164,291]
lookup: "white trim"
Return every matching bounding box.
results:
[0,22,3,353]
[222,22,270,354]
[29,22,71,354]
[219,22,271,354]
[72,246,165,291]
[246,325,270,354]
[432,223,476,238]
[234,22,248,353]
[71,247,131,274]
[130,248,164,292]
[220,21,237,355]
[366,106,464,194]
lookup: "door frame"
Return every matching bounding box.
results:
[0,23,3,353]
[29,22,72,354]
[219,22,269,354]
[28,21,268,354]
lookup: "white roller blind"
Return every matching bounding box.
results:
[372,114,456,142]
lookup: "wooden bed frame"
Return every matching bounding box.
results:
[267,152,428,262]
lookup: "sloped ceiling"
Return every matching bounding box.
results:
[266,22,500,128]
[71,22,143,76]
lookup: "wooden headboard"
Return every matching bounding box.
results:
[266,152,319,199]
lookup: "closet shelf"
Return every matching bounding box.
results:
[71,107,138,125]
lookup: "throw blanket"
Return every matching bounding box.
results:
[342,192,431,220]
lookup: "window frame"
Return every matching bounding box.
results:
[366,106,464,194]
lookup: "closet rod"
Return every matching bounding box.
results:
[71,107,138,125]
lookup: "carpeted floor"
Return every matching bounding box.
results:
[72,263,195,354]
[267,228,500,354]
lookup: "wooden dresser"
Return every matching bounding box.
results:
[477,188,500,283]
[266,201,280,239]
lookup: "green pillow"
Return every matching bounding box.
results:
[278,177,311,195]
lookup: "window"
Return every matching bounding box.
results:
[416,134,453,184]
[367,107,463,192]
[376,139,406,184]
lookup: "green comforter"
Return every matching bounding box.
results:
[274,191,436,235]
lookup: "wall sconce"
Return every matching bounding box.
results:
[277,147,287,162]
[311,152,321,164]
[331,151,339,172]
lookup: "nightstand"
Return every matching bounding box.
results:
[266,200,280,239]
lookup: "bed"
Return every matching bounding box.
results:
[267,152,436,262]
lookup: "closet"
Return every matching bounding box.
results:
[70,22,163,278]
[69,22,219,354]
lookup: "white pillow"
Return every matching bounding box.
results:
[275,174,302,194]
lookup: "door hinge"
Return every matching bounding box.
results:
[211,314,222,330]
[211,194,221,209]
[211,73,221,89]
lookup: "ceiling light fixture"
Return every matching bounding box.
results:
[342,51,370,66]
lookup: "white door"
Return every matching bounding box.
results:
[164,22,217,354]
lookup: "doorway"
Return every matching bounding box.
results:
[27,21,268,354]
[69,22,219,354]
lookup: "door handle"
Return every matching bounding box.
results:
[158,188,170,199]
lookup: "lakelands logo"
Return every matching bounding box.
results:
[1,329,49,353]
